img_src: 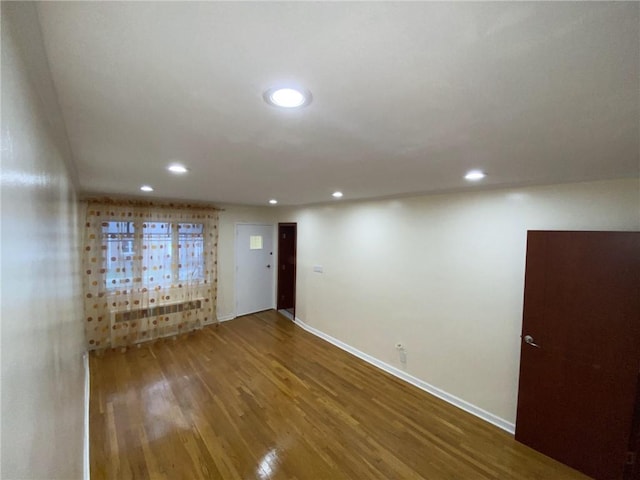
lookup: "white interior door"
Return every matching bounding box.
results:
[236,224,274,316]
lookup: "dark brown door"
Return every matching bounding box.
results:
[277,223,296,313]
[516,231,640,480]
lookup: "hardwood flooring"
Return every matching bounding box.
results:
[90,310,590,479]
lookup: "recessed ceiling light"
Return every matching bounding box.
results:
[464,170,486,181]
[264,87,312,108]
[167,163,188,174]
[140,185,154,192]
[332,191,343,198]
[269,199,278,205]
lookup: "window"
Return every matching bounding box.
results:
[102,220,206,290]
[142,222,173,286]
[178,223,204,281]
[104,221,135,288]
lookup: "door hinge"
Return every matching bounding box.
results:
[626,451,636,465]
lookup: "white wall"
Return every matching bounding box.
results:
[277,178,639,426]
[1,3,85,478]
[216,205,278,320]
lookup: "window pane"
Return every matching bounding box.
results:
[178,223,205,282]
[142,222,172,286]
[102,221,135,288]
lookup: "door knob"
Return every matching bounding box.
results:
[266,264,271,268]
[524,335,540,348]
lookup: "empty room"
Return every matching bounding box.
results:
[1,1,639,479]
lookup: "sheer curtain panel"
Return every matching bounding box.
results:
[82,199,219,350]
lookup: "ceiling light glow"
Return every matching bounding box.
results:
[167,163,188,174]
[464,170,486,181]
[140,185,154,192]
[270,88,305,107]
[332,191,343,198]
[264,87,311,108]
[269,199,278,205]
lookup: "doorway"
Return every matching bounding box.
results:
[277,223,297,319]
[235,224,274,316]
[515,230,640,479]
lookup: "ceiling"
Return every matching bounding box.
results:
[36,2,639,206]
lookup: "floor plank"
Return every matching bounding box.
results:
[90,310,590,479]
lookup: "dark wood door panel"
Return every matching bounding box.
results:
[516,231,640,480]
[277,223,296,311]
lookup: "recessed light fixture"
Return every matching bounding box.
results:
[167,163,188,174]
[269,199,278,205]
[140,185,154,192]
[464,170,486,181]
[332,191,343,198]
[264,87,312,108]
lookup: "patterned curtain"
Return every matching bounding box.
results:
[82,199,219,350]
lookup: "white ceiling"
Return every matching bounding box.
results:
[36,2,639,206]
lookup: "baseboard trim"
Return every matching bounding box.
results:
[277,309,294,321]
[203,314,235,326]
[83,352,90,480]
[292,316,515,434]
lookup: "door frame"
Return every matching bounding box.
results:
[277,223,297,318]
[234,223,277,317]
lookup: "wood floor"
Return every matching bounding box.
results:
[90,310,590,480]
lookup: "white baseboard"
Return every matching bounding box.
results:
[203,314,235,326]
[292,316,515,434]
[277,309,294,321]
[83,352,90,480]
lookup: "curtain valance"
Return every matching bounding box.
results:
[84,196,222,211]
